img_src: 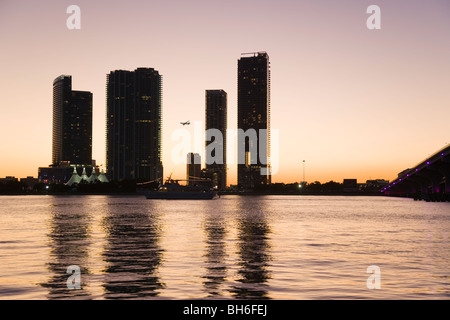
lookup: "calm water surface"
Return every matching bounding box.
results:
[0,195,448,300]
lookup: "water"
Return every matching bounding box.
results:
[0,195,448,300]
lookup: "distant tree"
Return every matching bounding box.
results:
[322,181,343,193]
[0,181,25,194]
[306,181,322,193]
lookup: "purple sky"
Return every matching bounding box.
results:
[1,0,449,184]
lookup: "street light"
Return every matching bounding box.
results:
[302,160,306,183]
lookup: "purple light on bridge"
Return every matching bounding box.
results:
[427,161,430,165]
[442,153,445,156]
[416,169,419,172]
[407,174,409,177]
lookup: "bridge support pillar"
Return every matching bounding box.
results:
[399,175,428,199]
[417,169,442,194]
[444,173,450,194]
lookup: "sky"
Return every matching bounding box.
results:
[0,0,449,185]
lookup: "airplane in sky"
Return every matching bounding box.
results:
[180,120,190,126]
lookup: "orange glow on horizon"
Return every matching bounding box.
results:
[0,1,449,185]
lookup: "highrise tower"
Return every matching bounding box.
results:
[205,89,227,190]
[52,75,92,167]
[237,52,271,188]
[106,68,163,182]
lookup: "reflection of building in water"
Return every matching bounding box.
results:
[101,207,164,298]
[201,212,228,297]
[229,200,272,299]
[39,198,92,299]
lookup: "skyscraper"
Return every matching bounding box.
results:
[237,52,271,188]
[106,68,163,182]
[205,89,227,190]
[186,153,201,186]
[52,75,92,167]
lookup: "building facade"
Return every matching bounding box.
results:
[205,89,227,190]
[39,75,93,184]
[106,68,163,182]
[186,153,201,186]
[52,75,92,167]
[237,52,271,188]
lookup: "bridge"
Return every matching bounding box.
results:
[383,144,450,202]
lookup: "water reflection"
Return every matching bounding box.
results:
[202,209,228,297]
[101,200,164,299]
[2,195,447,299]
[230,197,272,299]
[40,196,92,299]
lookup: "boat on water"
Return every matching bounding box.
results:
[138,177,217,200]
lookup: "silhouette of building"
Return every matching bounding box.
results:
[343,179,358,193]
[0,176,18,183]
[363,179,389,192]
[237,52,271,188]
[52,75,92,167]
[187,153,201,186]
[38,166,70,184]
[20,176,39,190]
[106,68,163,182]
[38,75,94,184]
[205,89,227,190]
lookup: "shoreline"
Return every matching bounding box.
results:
[0,192,385,197]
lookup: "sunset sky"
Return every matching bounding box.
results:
[1,0,449,185]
